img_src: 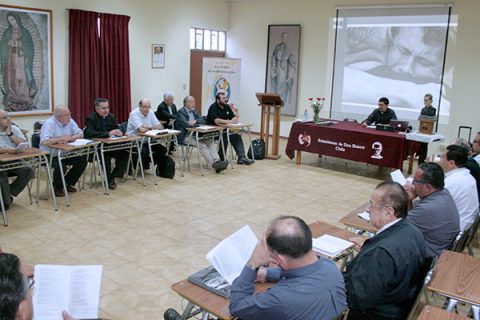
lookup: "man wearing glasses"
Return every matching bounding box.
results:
[361,97,397,127]
[344,182,426,320]
[0,110,34,210]
[405,162,460,259]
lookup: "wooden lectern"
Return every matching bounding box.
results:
[256,93,283,160]
[418,115,436,135]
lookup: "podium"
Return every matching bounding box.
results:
[418,115,436,135]
[256,93,283,160]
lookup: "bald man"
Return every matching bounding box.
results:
[40,106,87,197]
[229,216,347,320]
[0,110,34,209]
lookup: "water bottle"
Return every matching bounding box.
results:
[302,109,308,121]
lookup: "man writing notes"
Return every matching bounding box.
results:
[405,162,460,259]
[40,106,87,197]
[84,98,129,189]
[344,182,426,320]
[207,92,253,165]
[175,96,228,173]
[0,110,34,210]
[361,97,397,127]
[229,216,347,320]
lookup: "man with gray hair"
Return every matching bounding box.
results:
[0,110,34,209]
[40,106,87,197]
[156,91,177,128]
[453,138,480,201]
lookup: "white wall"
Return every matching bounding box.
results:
[227,0,480,142]
[5,0,229,136]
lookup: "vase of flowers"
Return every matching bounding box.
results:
[308,97,325,124]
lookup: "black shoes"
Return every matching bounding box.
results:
[212,160,229,173]
[66,185,77,193]
[237,157,254,165]
[108,179,117,190]
[164,308,182,320]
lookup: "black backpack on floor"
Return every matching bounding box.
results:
[247,139,265,160]
[156,155,175,179]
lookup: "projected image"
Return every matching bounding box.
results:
[331,8,452,125]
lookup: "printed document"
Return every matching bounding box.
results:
[312,234,353,258]
[67,139,93,147]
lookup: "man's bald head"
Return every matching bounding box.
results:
[266,216,312,259]
[53,105,71,125]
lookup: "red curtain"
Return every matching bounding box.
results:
[68,10,131,128]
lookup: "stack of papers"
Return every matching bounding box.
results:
[357,211,370,222]
[197,125,216,131]
[145,129,169,136]
[108,136,128,140]
[67,139,93,146]
[312,234,354,258]
[390,169,407,186]
[206,225,258,284]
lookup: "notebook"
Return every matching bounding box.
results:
[188,266,231,298]
[312,234,354,258]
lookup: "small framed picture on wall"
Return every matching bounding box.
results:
[152,44,165,68]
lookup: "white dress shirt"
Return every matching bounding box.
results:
[445,167,479,230]
[39,117,83,153]
[126,108,160,135]
[0,125,26,148]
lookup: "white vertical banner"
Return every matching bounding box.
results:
[202,58,241,115]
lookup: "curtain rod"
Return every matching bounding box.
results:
[336,3,452,9]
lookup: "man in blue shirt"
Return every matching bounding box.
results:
[229,216,347,320]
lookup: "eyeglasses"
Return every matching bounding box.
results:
[0,116,8,120]
[28,279,35,290]
[412,178,428,184]
[474,140,480,144]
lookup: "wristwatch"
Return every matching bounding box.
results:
[245,261,259,272]
[7,132,13,137]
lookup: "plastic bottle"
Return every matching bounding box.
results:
[302,109,308,121]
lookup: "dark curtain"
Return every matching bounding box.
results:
[68,10,100,128]
[99,13,131,124]
[68,10,131,128]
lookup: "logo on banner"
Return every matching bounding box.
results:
[298,131,311,147]
[371,141,383,159]
[213,76,231,101]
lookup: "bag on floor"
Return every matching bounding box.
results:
[247,139,265,160]
[156,155,175,179]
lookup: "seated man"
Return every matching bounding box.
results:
[40,106,87,197]
[207,92,253,165]
[175,96,228,173]
[453,138,480,202]
[405,163,460,259]
[156,91,177,128]
[344,182,426,320]
[229,216,347,320]
[439,144,479,230]
[0,252,77,320]
[361,97,397,127]
[472,131,480,166]
[84,98,129,189]
[0,110,34,210]
[127,98,168,170]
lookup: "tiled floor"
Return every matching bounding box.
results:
[1,138,474,319]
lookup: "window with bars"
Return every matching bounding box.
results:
[190,27,226,51]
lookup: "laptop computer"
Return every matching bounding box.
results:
[389,120,409,132]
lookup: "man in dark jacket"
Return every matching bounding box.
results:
[344,181,426,320]
[84,98,129,189]
[156,91,177,128]
[361,97,397,127]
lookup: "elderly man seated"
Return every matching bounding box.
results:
[175,96,228,173]
[344,182,426,320]
[0,110,34,210]
[40,106,87,197]
[405,162,460,259]
[0,252,77,320]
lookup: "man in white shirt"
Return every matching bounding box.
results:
[472,131,480,166]
[127,98,167,169]
[40,106,87,197]
[439,144,479,230]
[0,110,34,209]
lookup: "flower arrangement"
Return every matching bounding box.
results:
[308,97,325,123]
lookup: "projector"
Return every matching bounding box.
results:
[376,124,395,132]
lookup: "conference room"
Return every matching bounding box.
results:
[1,0,480,319]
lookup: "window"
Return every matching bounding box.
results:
[190,27,226,52]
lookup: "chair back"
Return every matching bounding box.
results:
[465,214,480,253]
[450,227,470,253]
[31,133,40,149]
[119,121,128,135]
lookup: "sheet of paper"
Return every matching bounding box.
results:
[67,139,93,147]
[206,225,258,284]
[68,266,103,319]
[145,129,168,136]
[16,142,30,151]
[312,234,353,258]
[197,125,216,130]
[108,136,128,140]
[357,211,370,222]
[390,169,407,186]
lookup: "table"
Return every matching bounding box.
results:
[171,220,357,320]
[0,148,57,226]
[184,126,225,176]
[427,250,480,320]
[339,202,377,234]
[93,136,144,194]
[138,130,182,185]
[49,142,101,206]
[405,132,445,174]
[219,123,255,168]
[286,120,411,170]
[417,305,471,320]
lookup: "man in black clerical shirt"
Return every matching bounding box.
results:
[207,93,253,165]
[361,97,397,127]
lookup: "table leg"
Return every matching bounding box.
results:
[445,298,458,312]
[226,129,234,169]
[265,107,271,158]
[0,184,7,226]
[98,146,109,195]
[296,150,302,165]
[407,143,415,174]
[44,155,58,211]
[180,301,196,320]
[57,152,71,207]
[137,140,146,187]
[247,127,255,162]
[147,138,157,185]
[195,133,204,176]
[173,136,184,177]
[472,305,479,320]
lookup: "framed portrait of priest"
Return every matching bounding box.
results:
[152,44,165,69]
[265,24,301,116]
[0,5,54,116]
